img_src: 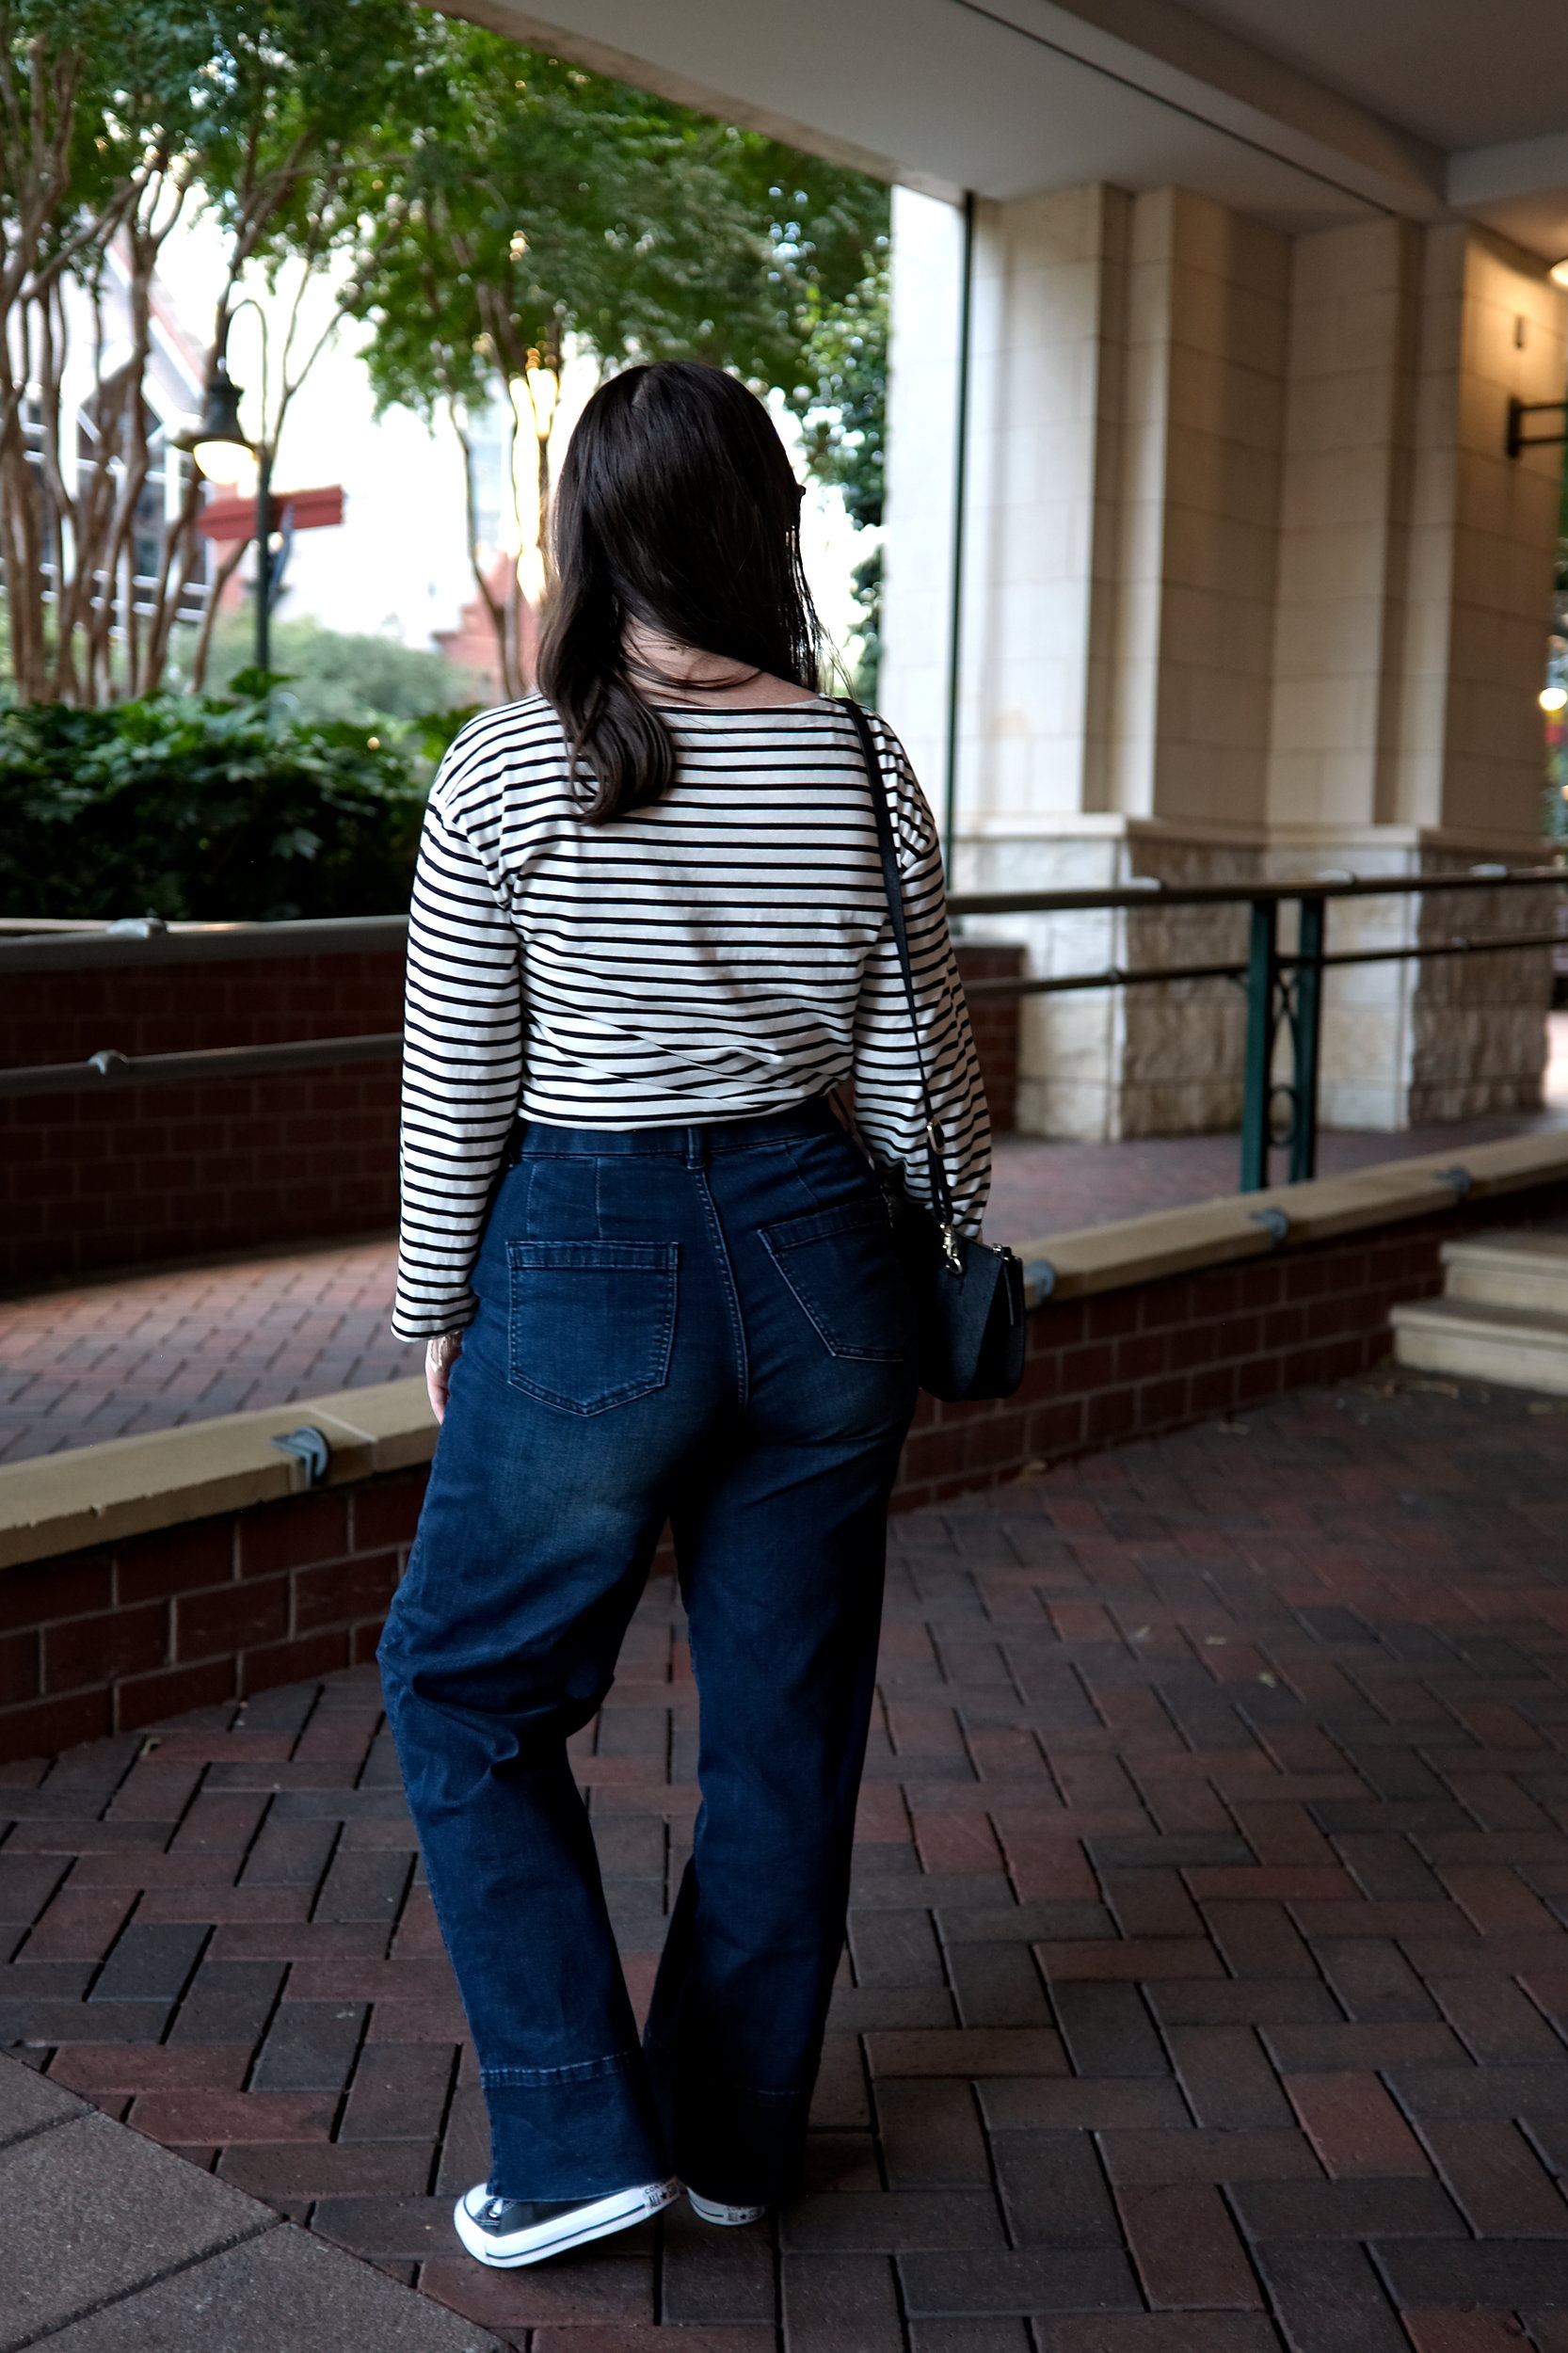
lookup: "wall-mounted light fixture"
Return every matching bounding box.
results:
[1507,394,1568,456]
[1510,259,1568,455]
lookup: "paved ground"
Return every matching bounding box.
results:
[0,2049,504,2352]
[7,1088,1568,1465]
[0,1244,414,1466]
[6,1370,1568,2346]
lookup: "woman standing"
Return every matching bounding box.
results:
[379,361,989,2269]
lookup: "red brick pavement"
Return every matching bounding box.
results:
[0,1240,411,1465]
[7,1088,1568,1465]
[6,1370,1568,2345]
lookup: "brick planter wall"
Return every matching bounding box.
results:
[893,1187,1568,1510]
[5,942,1020,1288]
[4,1171,1563,1765]
[0,1471,424,1763]
[2,950,405,1288]
[953,944,1022,1133]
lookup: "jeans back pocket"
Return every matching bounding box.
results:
[759,1196,914,1362]
[506,1240,678,1414]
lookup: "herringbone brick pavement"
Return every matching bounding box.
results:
[5,1368,1568,2347]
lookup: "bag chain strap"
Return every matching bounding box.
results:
[840,697,963,1274]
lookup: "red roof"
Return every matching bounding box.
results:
[197,485,345,540]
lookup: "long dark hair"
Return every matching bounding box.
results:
[536,361,824,823]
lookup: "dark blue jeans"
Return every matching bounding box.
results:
[377,1099,918,2206]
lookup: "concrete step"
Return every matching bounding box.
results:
[1391,1293,1568,1395]
[1441,1228,1568,1317]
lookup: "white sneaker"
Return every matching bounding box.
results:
[455,2178,678,2267]
[686,2186,768,2226]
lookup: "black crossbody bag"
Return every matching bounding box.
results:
[839,697,1028,1404]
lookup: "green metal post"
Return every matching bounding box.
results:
[1240,897,1277,1193]
[1288,894,1325,1184]
[941,191,976,885]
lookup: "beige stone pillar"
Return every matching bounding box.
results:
[882,183,1565,1144]
[1267,219,1564,1125]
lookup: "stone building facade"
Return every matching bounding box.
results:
[882,186,1562,1138]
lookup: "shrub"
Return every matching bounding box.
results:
[0,678,464,922]
[194,615,489,733]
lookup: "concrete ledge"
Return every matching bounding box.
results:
[0,2049,502,2350]
[1015,1127,1568,1303]
[0,1383,437,1573]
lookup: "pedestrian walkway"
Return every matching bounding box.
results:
[4,1369,1568,2347]
[0,2048,501,2351]
[7,1091,1568,1466]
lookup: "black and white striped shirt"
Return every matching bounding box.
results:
[392,694,990,1340]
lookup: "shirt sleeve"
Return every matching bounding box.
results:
[391,781,525,1340]
[851,720,991,1238]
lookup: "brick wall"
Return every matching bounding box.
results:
[4,1172,1562,1765]
[953,944,1021,1134]
[891,1189,1560,1511]
[0,1472,424,1762]
[7,942,1020,1288]
[2,951,405,1287]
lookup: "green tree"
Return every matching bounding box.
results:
[197,612,485,731]
[788,262,887,531]
[344,26,888,696]
[788,262,888,696]
[0,0,423,704]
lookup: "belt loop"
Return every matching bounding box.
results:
[685,1126,704,1168]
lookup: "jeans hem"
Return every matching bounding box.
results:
[482,2049,641,2090]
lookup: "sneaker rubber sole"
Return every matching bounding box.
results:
[455,2178,678,2267]
[686,2187,768,2226]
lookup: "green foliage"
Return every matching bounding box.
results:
[346,25,888,424]
[3,2,890,712]
[197,0,430,251]
[196,615,487,732]
[849,544,884,705]
[787,264,888,530]
[0,683,428,920]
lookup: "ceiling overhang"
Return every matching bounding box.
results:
[443,0,1568,262]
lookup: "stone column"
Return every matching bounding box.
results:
[882,183,1564,1142]
[1266,218,1564,1125]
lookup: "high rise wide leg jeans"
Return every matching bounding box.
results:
[377,1100,919,2205]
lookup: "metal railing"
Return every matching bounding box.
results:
[0,912,410,1102]
[949,863,1563,1190]
[0,1032,403,1100]
[1,867,1560,1193]
[0,912,408,973]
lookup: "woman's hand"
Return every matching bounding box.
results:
[425,1331,464,1424]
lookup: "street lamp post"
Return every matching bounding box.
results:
[175,303,278,676]
[253,440,274,676]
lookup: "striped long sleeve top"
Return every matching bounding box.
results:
[392,694,990,1340]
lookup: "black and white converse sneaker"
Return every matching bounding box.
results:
[686,2187,768,2226]
[454,2177,679,2267]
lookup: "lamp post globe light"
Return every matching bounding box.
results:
[174,336,278,676]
